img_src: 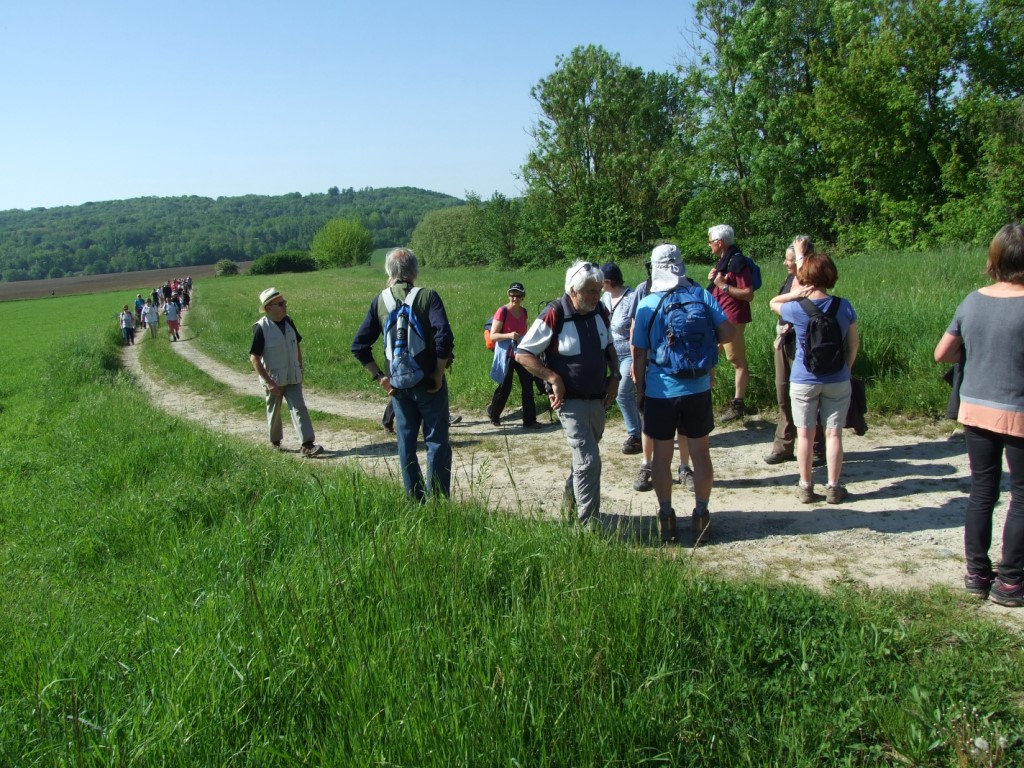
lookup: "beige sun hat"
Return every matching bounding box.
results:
[259,287,283,311]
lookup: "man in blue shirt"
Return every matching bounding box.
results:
[632,244,734,544]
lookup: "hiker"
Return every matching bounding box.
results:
[249,287,324,457]
[707,224,756,422]
[162,297,181,341]
[134,293,145,324]
[487,282,541,429]
[769,244,859,504]
[764,238,826,465]
[142,298,159,338]
[118,304,136,346]
[934,223,1024,606]
[351,247,455,500]
[632,260,702,493]
[600,263,641,454]
[632,244,734,544]
[516,261,619,525]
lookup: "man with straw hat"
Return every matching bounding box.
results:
[249,287,324,457]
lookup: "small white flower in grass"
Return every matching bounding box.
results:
[973,736,989,752]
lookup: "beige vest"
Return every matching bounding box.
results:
[257,316,302,386]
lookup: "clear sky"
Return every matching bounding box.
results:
[0,0,698,212]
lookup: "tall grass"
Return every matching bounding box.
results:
[2,276,1022,765]
[180,245,987,420]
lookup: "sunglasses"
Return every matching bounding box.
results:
[268,299,287,308]
[569,262,596,284]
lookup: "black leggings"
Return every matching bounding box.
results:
[964,425,1024,582]
[488,360,537,425]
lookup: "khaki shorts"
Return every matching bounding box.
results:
[790,380,851,430]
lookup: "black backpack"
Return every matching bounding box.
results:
[798,297,845,375]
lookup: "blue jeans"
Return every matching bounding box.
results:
[616,354,640,439]
[392,378,452,501]
[964,426,1024,583]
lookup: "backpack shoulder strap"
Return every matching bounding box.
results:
[380,287,398,312]
[404,286,422,307]
[826,295,842,317]
[798,297,822,317]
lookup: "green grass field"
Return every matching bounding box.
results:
[2,251,1021,766]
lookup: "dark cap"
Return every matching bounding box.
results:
[600,262,623,284]
[508,282,526,295]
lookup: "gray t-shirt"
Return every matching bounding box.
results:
[947,291,1024,413]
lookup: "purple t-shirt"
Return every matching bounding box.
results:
[780,296,857,384]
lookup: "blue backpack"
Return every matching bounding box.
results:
[649,284,719,378]
[381,287,427,389]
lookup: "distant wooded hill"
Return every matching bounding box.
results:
[0,187,463,281]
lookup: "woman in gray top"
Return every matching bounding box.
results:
[934,224,1024,606]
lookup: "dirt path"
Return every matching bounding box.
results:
[121,312,1020,618]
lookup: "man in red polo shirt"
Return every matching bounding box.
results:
[707,224,755,422]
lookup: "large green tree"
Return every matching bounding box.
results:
[522,45,689,262]
[310,218,373,268]
[408,206,476,267]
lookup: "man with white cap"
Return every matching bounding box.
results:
[632,244,734,543]
[249,287,324,457]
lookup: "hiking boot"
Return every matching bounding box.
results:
[523,421,544,430]
[300,443,324,458]
[634,464,653,492]
[719,398,745,423]
[989,578,1024,607]
[763,450,795,465]
[658,509,677,544]
[676,464,695,491]
[964,572,995,599]
[825,483,848,504]
[692,509,711,542]
[621,436,642,455]
[796,482,815,504]
[563,475,577,514]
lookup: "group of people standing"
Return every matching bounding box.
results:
[249,226,1024,608]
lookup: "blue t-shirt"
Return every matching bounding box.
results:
[633,283,728,398]
[780,295,857,384]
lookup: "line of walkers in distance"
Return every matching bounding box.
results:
[254,224,1023,607]
[117,277,193,345]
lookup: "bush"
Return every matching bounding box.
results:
[248,250,317,275]
[214,259,239,277]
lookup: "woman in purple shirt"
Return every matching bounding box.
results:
[770,246,860,505]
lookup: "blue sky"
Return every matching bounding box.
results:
[1,0,697,211]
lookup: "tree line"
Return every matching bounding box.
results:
[411,0,1023,269]
[0,187,461,282]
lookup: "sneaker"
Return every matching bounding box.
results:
[763,450,795,465]
[449,414,463,426]
[989,578,1024,607]
[676,464,695,492]
[658,509,677,544]
[300,443,324,458]
[796,482,815,504]
[621,436,642,455]
[719,398,745,423]
[825,483,848,504]
[563,475,577,514]
[634,464,653,492]
[692,509,711,541]
[964,572,995,599]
